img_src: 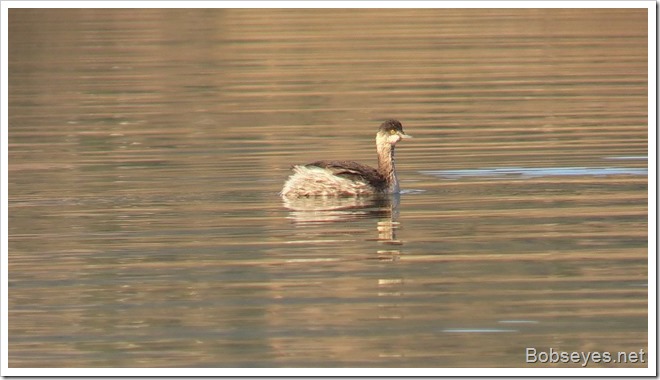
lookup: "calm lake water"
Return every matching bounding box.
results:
[8,8,649,369]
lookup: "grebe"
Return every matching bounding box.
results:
[281,119,412,197]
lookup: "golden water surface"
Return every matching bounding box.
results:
[8,8,648,368]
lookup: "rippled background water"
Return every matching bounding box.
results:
[8,8,649,368]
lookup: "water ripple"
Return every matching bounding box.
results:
[421,166,648,179]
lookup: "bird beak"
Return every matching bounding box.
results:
[399,132,413,139]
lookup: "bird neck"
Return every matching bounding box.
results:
[376,139,399,192]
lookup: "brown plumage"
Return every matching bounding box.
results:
[303,160,388,190]
[281,120,412,197]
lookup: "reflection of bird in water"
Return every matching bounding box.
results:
[282,194,395,225]
[281,120,412,197]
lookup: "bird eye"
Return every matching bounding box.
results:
[390,129,397,135]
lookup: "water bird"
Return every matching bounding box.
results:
[281,119,412,197]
